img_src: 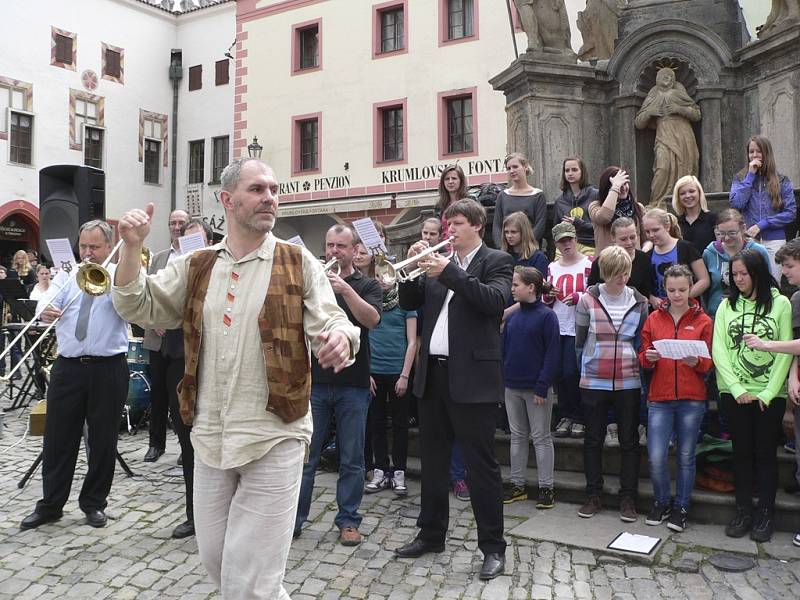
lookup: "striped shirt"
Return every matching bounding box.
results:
[597,284,635,330]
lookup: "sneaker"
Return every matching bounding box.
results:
[638,425,647,446]
[620,496,638,522]
[725,506,753,538]
[502,482,527,504]
[749,508,774,543]
[339,526,362,546]
[667,507,688,532]
[784,440,796,453]
[554,418,572,438]
[645,501,672,526]
[365,468,390,494]
[536,487,555,509]
[605,424,619,447]
[392,470,408,496]
[570,423,586,438]
[793,531,800,547]
[578,495,602,518]
[452,479,470,502]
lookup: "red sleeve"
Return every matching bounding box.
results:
[638,313,655,369]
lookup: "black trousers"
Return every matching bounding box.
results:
[163,355,193,521]
[37,355,128,515]
[416,359,506,555]
[148,351,181,450]
[581,387,641,499]
[369,373,410,472]
[721,393,786,511]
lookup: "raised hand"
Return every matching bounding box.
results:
[118,203,154,246]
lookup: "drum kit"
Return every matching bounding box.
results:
[124,337,151,433]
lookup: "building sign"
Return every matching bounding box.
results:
[279,175,351,195]
[380,158,504,184]
[186,183,203,217]
[0,219,26,240]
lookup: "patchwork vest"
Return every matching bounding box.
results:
[176,242,311,425]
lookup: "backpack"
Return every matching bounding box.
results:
[475,183,504,207]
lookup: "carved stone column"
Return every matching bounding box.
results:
[696,87,724,193]
[615,95,640,183]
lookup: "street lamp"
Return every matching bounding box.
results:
[247,136,263,158]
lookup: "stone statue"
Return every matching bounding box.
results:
[515,0,574,55]
[634,67,702,205]
[757,0,800,37]
[577,0,624,61]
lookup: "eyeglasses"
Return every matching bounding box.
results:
[169,220,187,226]
[718,230,741,238]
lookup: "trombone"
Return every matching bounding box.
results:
[0,239,123,381]
[322,257,341,276]
[375,237,454,286]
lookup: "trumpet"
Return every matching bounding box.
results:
[375,237,454,285]
[0,239,123,381]
[322,257,341,276]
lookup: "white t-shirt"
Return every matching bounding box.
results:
[547,256,592,336]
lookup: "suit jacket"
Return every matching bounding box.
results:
[142,247,183,357]
[399,244,513,403]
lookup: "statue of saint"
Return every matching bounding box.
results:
[515,0,573,55]
[757,0,800,37]
[634,67,702,205]
[577,0,624,61]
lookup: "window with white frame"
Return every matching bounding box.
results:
[0,85,26,133]
[75,99,98,137]
[446,95,473,154]
[211,136,229,184]
[143,118,162,184]
[189,139,205,184]
[84,126,103,168]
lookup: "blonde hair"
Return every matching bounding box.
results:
[671,175,709,216]
[643,207,683,239]
[598,245,632,281]
[505,152,533,176]
[12,250,30,276]
[501,211,539,259]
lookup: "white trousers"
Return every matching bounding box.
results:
[761,238,785,282]
[194,439,304,600]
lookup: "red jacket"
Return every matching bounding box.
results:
[638,299,713,402]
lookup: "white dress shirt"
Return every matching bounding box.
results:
[428,243,482,357]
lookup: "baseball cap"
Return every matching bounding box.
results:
[552,222,577,242]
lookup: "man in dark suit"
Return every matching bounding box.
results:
[142,209,189,464]
[395,199,513,580]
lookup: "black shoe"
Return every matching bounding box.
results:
[725,506,753,538]
[144,447,165,462]
[645,501,672,526]
[667,507,688,532]
[536,488,555,509]
[749,508,773,543]
[502,483,527,504]
[479,552,505,580]
[394,538,445,558]
[85,509,108,528]
[171,520,195,539]
[20,510,62,530]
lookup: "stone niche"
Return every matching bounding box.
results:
[491,0,800,201]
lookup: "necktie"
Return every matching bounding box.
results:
[75,294,94,341]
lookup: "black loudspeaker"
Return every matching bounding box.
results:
[39,165,105,263]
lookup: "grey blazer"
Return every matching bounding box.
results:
[141,247,173,352]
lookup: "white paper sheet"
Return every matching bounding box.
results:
[287,235,306,248]
[652,339,711,360]
[351,217,387,254]
[46,238,77,273]
[178,231,207,255]
[607,532,661,555]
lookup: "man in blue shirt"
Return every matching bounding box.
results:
[21,220,130,530]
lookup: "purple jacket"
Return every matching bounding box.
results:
[729,171,796,241]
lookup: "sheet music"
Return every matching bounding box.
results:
[46,238,77,273]
[351,218,386,254]
[287,235,306,248]
[608,532,660,555]
[652,339,711,360]
[178,231,207,255]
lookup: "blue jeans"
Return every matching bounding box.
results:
[449,442,466,482]
[295,384,370,531]
[556,335,582,423]
[647,400,706,510]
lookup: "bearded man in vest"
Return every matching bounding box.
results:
[112,158,360,600]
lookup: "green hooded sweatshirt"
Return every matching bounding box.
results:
[712,287,792,405]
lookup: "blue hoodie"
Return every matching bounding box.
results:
[502,299,560,396]
[730,171,796,241]
[702,239,771,317]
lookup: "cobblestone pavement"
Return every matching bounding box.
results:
[1,408,799,599]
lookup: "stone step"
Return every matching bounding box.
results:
[404,457,800,533]
[407,428,799,486]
